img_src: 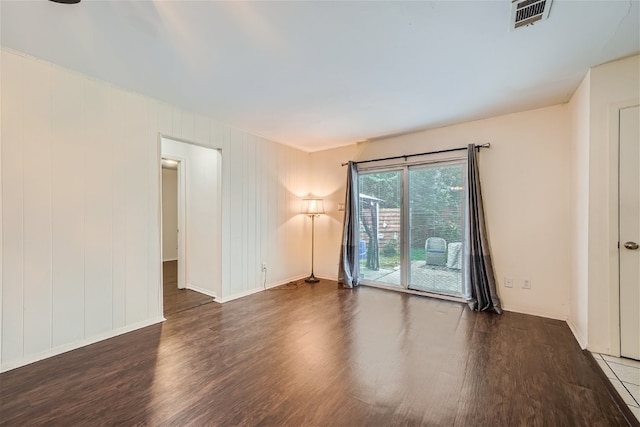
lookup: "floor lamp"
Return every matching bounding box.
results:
[301,197,324,283]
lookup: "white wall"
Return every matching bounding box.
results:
[312,105,573,320]
[586,54,640,355]
[0,48,311,371]
[161,138,222,298]
[162,168,178,261]
[567,71,591,349]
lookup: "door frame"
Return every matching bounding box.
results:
[161,154,187,290]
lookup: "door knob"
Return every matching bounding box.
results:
[624,241,639,250]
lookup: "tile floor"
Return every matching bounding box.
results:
[592,352,640,421]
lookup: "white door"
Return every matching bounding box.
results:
[620,104,640,360]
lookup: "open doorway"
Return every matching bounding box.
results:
[160,137,222,316]
[161,159,202,316]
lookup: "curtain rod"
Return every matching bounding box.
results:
[341,143,490,167]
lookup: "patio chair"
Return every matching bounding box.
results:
[425,237,447,266]
[446,242,462,269]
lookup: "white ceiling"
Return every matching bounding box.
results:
[1,1,639,151]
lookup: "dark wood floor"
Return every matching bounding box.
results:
[0,272,632,426]
[163,261,214,317]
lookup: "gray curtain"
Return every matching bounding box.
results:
[464,144,502,314]
[338,161,360,288]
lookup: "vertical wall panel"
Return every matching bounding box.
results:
[111,89,127,330]
[171,108,182,140]
[241,133,248,291]
[214,148,223,297]
[277,146,288,282]
[215,122,232,298]
[0,50,3,366]
[290,149,301,272]
[288,149,298,272]
[181,111,195,142]
[51,66,85,346]
[147,101,161,319]
[297,150,310,270]
[246,136,257,290]
[259,141,268,286]
[21,57,53,355]
[247,136,262,289]
[1,51,24,362]
[0,50,3,365]
[83,78,113,337]
[123,93,149,324]
[228,128,243,289]
[266,142,278,283]
[155,102,171,313]
[157,103,173,137]
[284,148,291,276]
[194,114,209,146]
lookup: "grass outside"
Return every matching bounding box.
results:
[377,247,426,269]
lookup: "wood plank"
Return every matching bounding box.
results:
[0,276,631,426]
[162,261,213,317]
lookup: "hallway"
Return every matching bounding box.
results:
[162,261,214,317]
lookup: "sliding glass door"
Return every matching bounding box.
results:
[358,170,403,287]
[358,161,466,297]
[408,163,464,296]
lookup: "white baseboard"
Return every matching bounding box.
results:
[501,304,567,321]
[0,316,166,373]
[216,274,308,303]
[316,273,338,281]
[265,274,308,290]
[186,283,217,300]
[216,287,263,303]
[163,258,178,262]
[566,318,588,349]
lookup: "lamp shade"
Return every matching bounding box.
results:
[301,198,325,215]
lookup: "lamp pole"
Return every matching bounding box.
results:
[301,197,323,283]
[306,213,319,283]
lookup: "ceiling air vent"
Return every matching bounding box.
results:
[511,0,553,30]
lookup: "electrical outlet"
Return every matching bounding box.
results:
[504,277,513,288]
[261,263,267,272]
[522,279,531,289]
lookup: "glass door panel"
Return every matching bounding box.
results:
[358,170,402,287]
[408,164,465,296]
